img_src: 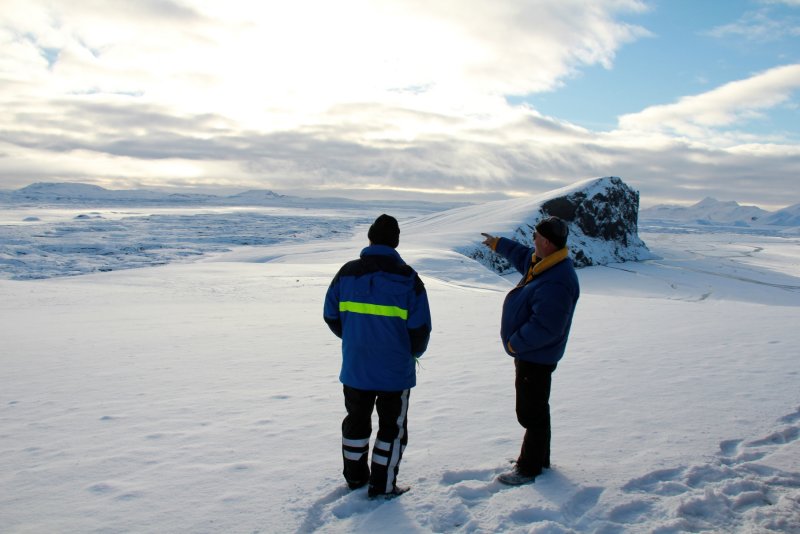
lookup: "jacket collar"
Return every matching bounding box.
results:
[519,247,569,286]
[532,247,569,276]
[360,244,404,263]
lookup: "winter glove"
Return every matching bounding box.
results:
[481,232,499,251]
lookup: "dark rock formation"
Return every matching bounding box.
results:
[463,176,652,272]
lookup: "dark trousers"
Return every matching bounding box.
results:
[514,359,557,476]
[341,385,409,493]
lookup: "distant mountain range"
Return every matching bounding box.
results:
[0,182,465,213]
[2,182,798,227]
[0,182,278,203]
[640,197,800,226]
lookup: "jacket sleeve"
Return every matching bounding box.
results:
[508,281,574,353]
[407,274,432,357]
[495,237,534,276]
[323,274,343,338]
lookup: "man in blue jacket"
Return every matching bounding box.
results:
[481,216,579,485]
[324,214,432,499]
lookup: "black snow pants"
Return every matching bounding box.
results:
[515,359,557,476]
[341,385,409,494]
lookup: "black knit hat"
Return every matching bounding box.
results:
[368,214,400,248]
[535,216,569,248]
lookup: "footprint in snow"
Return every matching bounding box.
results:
[440,467,499,485]
[621,466,687,496]
[295,485,351,534]
[561,486,604,521]
[778,406,800,425]
[606,499,653,524]
[611,406,800,531]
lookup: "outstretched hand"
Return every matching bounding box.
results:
[481,232,499,249]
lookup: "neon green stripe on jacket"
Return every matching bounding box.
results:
[339,301,408,320]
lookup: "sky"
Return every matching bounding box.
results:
[0,0,799,208]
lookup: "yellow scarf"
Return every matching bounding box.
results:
[518,247,569,286]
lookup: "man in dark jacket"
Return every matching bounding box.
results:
[324,214,432,499]
[481,216,579,485]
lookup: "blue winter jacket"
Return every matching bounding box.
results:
[324,245,432,391]
[495,238,579,365]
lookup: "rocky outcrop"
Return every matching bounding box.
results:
[463,176,653,272]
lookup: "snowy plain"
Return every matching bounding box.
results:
[1,198,799,533]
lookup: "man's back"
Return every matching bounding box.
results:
[324,244,431,391]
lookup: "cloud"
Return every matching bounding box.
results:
[760,0,800,7]
[617,64,800,140]
[2,92,798,209]
[706,8,800,41]
[0,0,649,116]
[0,0,648,182]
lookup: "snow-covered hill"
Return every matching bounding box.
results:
[227,189,286,202]
[764,202,800,226]
[405,176,654,271]
[9,182,215,203]
[0,182,465,213]
[640,197,770,226]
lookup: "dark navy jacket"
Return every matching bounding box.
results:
[495,238,579,365]
[324,245,432,391]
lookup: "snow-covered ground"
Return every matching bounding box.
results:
[1,203,799,533]
[0,206,374,280]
